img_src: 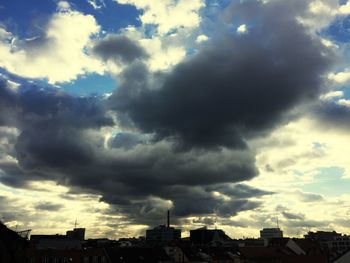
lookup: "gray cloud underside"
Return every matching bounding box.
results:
[312,101,350,130]
[0,0,334,227]
[109,1,332,150]
[92,35,148,63]
[35,201,64,211]
[0,80,260,226]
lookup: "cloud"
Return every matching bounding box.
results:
[93,35,148,64]
[115,0,205,34]
[0,2,103,83]
[328,70,350,84]
[0,80,17,126]
[87,0,106,9]
[0,78,261,227]
[196,34,209,43]
[295,190,324,203]
[35,201,63,211]
[110,1,332,150]
[313,100,350,130]
[206,184,274,199]
[0,0,337,231]
[108,132,146,150]
[320,90,344,101]
[236,24,247,34]
[193,217,216,225]
[282,211,305,220]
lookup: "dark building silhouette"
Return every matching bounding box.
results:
[66,228,85,240]
[190,226,231,245]
[146,225,181,244]
[0,222,28,263]
[26,247,108,263]
[105,247,170,263]
[146,210,181,244]
[30,228,86,249]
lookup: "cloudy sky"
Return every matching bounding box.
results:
[1,0,350,239]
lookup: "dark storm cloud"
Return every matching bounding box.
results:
[93,35,148,63]
[0,161,35,188]
[35,201,63,211]
[0,0,334,228]
[109,1,332,150]
[108,132,145,150]
[102,184,261,226]
[17,88,113,129]
[0,80,113,130]
[0,80,17,126]
[16,127,94,168]
[0,80,113,185]
[0,127,17,159]
[0,82,113,169]
[313,101,350,130]
[0,77,259,225]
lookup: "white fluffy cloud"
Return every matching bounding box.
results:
[339,0,350,14]
[122,26,187,71]
[87,0,106,9]
[337,99,350,107]
[231,117,350,236]
[328,70,350,84]
[236,24,247,34]
[298,0,350,31]
[195,34,209,43]
[0,1,104,84]
[115,0,205,35]
[320,90,344,100]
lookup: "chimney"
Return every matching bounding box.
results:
[167,210,170,228]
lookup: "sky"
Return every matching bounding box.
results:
[1,0,350,239]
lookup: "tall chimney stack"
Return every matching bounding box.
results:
[167,210,170,228]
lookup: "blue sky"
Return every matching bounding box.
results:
[1,0,350,239]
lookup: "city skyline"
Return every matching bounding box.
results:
[1,0,350,240]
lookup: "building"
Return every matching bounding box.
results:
[30,228,86,249]
[26,247,109,263]
[260,228,283,239]
[0,222,28,263]
[190,227,231,245]
[305,231,341,246]
[30,234,83,249]
[104,247,170,263]
[146,225,181,244]
[146,210,181,244]
[66,228,85,241]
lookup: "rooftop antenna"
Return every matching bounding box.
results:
[74,218,78,229]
